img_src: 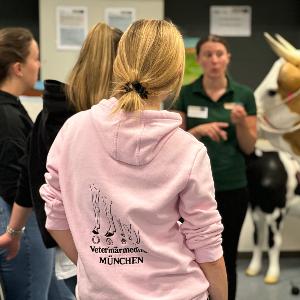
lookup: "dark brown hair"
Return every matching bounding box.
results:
[195,35,230,56]
[0,27,33,84]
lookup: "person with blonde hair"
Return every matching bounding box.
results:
[0,22,122,298]
[40,19,227,300]
[66,22,122,111]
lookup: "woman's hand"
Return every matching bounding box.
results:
[189,122,229,142]
[0,232,21,260]
[231,104,247,125]
[230,104,257,154]
[0,203,32,260]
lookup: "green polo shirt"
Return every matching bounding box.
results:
[174,75,256,192]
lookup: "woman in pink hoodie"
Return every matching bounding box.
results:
[40,19,227,300]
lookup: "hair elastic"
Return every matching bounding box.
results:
[124,81,148,99]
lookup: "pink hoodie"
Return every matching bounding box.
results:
[40,97,223,300]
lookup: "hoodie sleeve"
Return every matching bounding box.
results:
[179,147,223,263]
[40,123,69,230]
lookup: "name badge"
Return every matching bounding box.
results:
[224,102,236,110]
[224,102,244,110]
[187,106,208,119]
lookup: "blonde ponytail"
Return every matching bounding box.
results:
[112,19,185,113]
[117,91,143,113]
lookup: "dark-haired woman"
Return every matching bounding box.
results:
[0,27,49,300]
[174,35,257,300]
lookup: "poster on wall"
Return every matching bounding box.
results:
[183,37,202,85]
[56,6,88,50]
[105,7,135,32]
[210,6,252,37]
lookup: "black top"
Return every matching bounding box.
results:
[0,90,32,205]
[15,80,75,248]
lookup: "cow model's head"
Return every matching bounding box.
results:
[255,33,300,161]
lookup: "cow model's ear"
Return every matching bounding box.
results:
[264,32,300,67]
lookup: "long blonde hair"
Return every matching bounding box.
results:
[66,22,122,111]
[112,19,185,113]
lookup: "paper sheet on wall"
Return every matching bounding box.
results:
[210,6,252,37]
[56,6,88,50]
[105,7,135,32]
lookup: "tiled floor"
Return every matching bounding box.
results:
[236,257,300,300]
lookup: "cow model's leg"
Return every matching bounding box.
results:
[246,207,265,276]
[264,208,285,284]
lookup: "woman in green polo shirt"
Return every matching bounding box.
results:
[174,35,257,300]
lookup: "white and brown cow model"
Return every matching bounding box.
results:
[245,33,300,284]
[256,33,300,161]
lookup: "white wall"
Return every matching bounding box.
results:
[20,96,43,121]
[39,0,164,82]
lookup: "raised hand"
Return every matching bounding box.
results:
[231,104,247,125]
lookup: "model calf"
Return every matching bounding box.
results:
[246,33,300,284]
[246,145,300,284]
[255,33,300,162]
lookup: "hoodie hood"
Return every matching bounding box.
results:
[43,79,75,114]
[91,98,182,166]
[40,80,76,151]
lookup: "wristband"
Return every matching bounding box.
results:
[6,225,25,237]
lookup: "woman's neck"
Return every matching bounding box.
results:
[144,93,169,110]
[144,102,161,110]
[202,75,227,101]
[202,75,227,91]
[0,79,24,97]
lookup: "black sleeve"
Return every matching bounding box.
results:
[0,138,27,205]
[28,112,58,248]
[0,102,32,205]
[14,133,33,208]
